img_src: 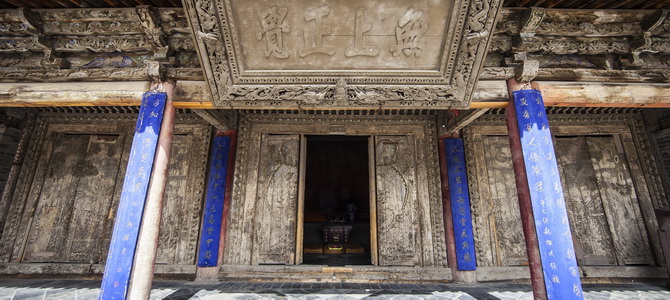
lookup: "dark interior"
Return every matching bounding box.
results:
[302,135,372,266]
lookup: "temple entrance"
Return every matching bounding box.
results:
[301,135,372,266]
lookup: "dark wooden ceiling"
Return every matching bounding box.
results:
[0,0,668,9]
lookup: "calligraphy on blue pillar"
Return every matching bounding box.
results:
[197,135,231,267]
[99,92,166,300]
[512,89,583,299]
[444,138,477,271]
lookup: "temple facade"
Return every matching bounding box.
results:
[0,0,670,298]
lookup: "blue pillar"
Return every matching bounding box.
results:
[506,86,583,299]
[444,138,476,271]
[197,134,232,267]
[99,92,167,300]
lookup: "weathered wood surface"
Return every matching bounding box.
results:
[156,133,206,265]
[0,81,210,107]
[1,81,670,108]
[0,114,210,269]
[375,135,420,266]
[224,114,446,267]
[481,135,526,267]
[465,115,662,270]
[253,134,300,265]
[587,136,654,265]
[555,137,616,266]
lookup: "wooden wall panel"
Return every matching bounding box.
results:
[23,134,90,262]
[465,114,661,269]
[556,137,616,266]
[586,136,654,265]
[481,135,526,266]
[0,113,210,270]
[156,133,205,265]
[375,135,420,266]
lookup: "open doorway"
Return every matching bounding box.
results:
[301,135,372,266]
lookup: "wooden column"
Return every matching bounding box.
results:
[195,130,236,280]
[439,136,477,283]
[505,79,583,300]
[99,84,171,300]
[127,82,176,299]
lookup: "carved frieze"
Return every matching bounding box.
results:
[184,0,502,108]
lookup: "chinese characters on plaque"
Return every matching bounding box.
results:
[256,5,427,59]
[444,139,477,271]
[511,89,583,299]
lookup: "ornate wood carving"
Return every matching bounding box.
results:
[0,112,210,269]
[183,0,502,109]
[252,134,300,265]
[463,112,666,268]
[224,113,446,267]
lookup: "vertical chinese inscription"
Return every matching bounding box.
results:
[299,5,336,57]
[99,92,167,299]
[345,8,380,57]
[444,138,477,271]
[390,7,428,57]
[257,6,291,58]
[511,89,583,299]
[197,135,232,267]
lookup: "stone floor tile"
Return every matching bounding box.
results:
[12,288,48,300]
[488,291,533,300]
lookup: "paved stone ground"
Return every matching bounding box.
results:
[0,280,667,299]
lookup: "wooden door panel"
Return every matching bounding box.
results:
[556,137,616,266]
[24,134,124,263]
[375,135,420,266]
[64,135,124,263]
[253,134,300,265]
[586,136,654,265]
[156,134,202,265]
[23,134,88,262]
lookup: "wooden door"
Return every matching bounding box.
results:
[23,134,125,263]
[374,135,420,266]
[253,134,300,264]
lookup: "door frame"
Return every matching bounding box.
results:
[223,113,448,267]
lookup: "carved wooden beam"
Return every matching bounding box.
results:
[0,81,210,107]
[1,80,669,109]
[446,108,491,133]
[191,109,234,130]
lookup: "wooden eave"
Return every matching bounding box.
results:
[0,5,669,108]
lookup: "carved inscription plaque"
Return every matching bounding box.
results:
[184,0,502,108]
[232,0,450,71]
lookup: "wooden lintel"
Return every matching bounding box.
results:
[191,109,231,131]
[446,108,491,133]
[0,81,210,107]
[1,80,670,109]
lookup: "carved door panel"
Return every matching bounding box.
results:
[585,136,654,265]
[23,134,125,263]
[374,135,420,266]
[253,134,300,265]
[481,136,527,266]
[556,137,617,266]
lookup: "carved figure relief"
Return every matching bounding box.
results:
[390,7,428,57]
[256,6,290,59]
[298,5,336,57]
